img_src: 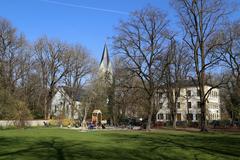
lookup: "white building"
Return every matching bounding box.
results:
[156,83,221,122]
[51,87,83,119]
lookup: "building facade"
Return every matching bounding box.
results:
[51,87,82,119]
[156,85,221,122]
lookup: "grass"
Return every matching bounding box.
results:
[0,128,239,160]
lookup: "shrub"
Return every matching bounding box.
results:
[188,121,199,128]
[176,121,187,127]
[13,101,33,128]
[0,89,32,128]
[49,119,59,126]
[0,89,17,119]
[0,125,17,130]
[62,119,74,127]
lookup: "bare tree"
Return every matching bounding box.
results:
[63,45,94,118]
[0,17,28,93]
[34,37,71,119]
[173,0,230,131]
[164,39,192,128]
[113,58,149,125]
[113,6,171,130]
[220,21,240,122]
[222,21,240,91]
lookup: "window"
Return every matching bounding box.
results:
[187,113,193,121]
[166,114,171,120]
[159,103,163,109]
[197,89,200,96]
[158,114,164,120]
[159,102,163,109]
[196,114,201,121]
[177,113,181,121]
[197,102,201,108]
[186,90,191,97]
[176,92,180,97]
[177,102,180,109]
[187,102,192,108]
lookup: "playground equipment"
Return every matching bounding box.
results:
[92,110,102,126]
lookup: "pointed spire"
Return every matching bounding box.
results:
[100,43,110,67]
[99,44,113,80]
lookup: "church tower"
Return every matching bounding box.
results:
[99,44,113,83]
[97,44,114,125]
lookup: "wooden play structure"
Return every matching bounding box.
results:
[92,110,102,126]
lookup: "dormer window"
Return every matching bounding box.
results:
[186,90,191,97]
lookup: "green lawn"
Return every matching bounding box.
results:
[0,128,239,160]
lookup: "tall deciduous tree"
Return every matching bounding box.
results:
[113,6,171,130]
[221,21,240,121]
[34,37,71,119]
[63,45,94,118]
[0,17,28,93]
[173,0,229,131]
[164,39,192,128]
[113,58,149,125]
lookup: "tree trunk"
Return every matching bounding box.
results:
[71,101,76,119]
[146,97,154,131]
[81,105,88,129]
[46,90,53,119]
[173,113,177,129]
[200,101,208,132]
[44,96,48,120]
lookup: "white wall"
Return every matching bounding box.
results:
[51,89,81,119]
[0,120,49,127]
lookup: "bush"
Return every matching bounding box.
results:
[0,89,16,119]
[12,101,32,128]
[0,125,17,130]
[154,121,164,128]
[209,120,232,128]
[62,119,74,127]
[176,121,187,127]
[49,119,59,126]
[0,89,32,128]
[188,121,199,128]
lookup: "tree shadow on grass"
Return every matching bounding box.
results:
[0,132,239,160]
[100,132,240,160]
[0,137,176,160]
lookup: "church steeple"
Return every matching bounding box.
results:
[99,44,112,76]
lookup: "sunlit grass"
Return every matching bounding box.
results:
[0,128,239,160]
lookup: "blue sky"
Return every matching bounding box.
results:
[0,0,239,62]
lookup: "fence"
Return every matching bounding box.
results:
[0,120,49,127]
